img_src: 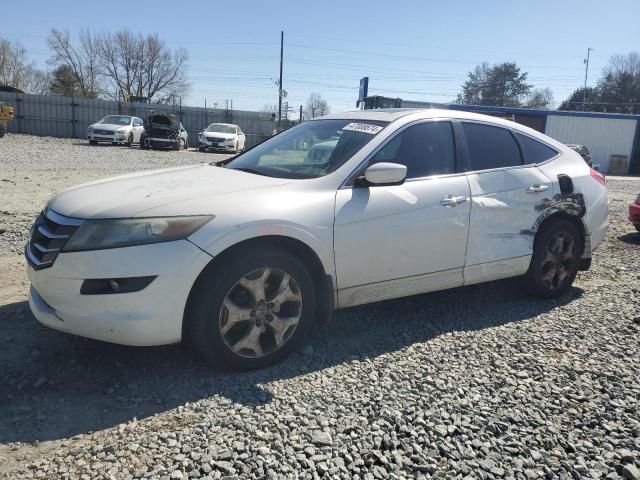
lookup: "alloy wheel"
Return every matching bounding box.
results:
[540,232,576,290]
[218,267,302,358]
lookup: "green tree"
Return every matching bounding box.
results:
[558,52,640,114]
[49,64,80,96]
[558,87,600,111]
[457,62,532,107]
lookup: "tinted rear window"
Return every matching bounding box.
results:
[462,122,522,170]
[514,132,558,164]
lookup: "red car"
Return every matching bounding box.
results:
[630,194,640,232]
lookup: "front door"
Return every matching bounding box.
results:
[333,120,471,307]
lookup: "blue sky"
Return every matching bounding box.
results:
[4,0,640,114]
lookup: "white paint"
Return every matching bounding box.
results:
[334,175,471,291]
[26,108,610,349]
[465,166,554,266]
[545,115,637,173]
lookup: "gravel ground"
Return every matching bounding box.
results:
[0,134,639,480]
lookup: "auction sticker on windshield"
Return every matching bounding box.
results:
[342,123,384,134]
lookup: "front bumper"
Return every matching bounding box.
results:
[27,240,212,346]
[147,137,179,148]
[629,202,640,225]
[88,134,116,142]
[199,137,235,150]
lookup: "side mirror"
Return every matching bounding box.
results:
[362,162,407,186]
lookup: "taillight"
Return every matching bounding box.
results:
[590,167,606,186]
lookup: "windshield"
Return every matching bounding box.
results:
[206,124,236,134]
[99,115,131,125]
[225,119,388,179]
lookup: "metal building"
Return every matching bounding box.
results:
[362,96,640,174]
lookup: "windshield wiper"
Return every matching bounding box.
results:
[229,167,272,177]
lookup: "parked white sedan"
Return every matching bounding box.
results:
[27,109,608,369]
[87,115,144,146]
[198,123,246,153]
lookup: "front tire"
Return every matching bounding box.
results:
[188,248,316,370]
[126,133,133,147]
[523,218,582,298]
[89,140,98,145]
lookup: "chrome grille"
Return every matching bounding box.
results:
[207,137,224,142]
[93,129,114,136]
[26,209,83,270]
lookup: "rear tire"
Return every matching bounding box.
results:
[635,224,640,233]
[188,247,316,370]
[0,124,6,138]
[139,136,149,150]
[198,146,206,152]
[523,218,582,298]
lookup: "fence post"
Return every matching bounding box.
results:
[71,97,78,138]
[15,95,23,134]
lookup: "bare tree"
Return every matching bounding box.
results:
[94,30,188,102]
[304,93,330,119]
[261,103,278,113]
[0,38,50,94]
[526,88,555,109]
[23,68,51,95]
[47,29,188,102]
[48,29,101,97]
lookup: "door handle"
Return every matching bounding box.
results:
[526,184,549,193]
[440,195,468,207]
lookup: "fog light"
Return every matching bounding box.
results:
[80,276,156,295]
[108,279,120,293]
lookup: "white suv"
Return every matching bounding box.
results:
[26,109,608,370]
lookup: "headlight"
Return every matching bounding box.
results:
[116,128,127,133]
[63,216,214,252]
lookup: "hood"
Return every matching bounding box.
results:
[204,131,236,139]
[48,165,291,219]
[146,113,179,131]
[90,123,120,130]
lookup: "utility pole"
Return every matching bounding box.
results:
[582,47,594,111]
[299,104,303,123]
[278,30,284,127]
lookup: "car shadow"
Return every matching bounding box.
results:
[618,232,640,245]
[72,142,136,148]
[0,280,583,443]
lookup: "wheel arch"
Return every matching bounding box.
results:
[182,235,335,342]
[532,211,590,269]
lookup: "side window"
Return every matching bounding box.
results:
[462,122,522,170]
[514,132,558,164]
[370,121,456,179]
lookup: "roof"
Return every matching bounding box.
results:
[319,109,421,122]
[320,108,538,128]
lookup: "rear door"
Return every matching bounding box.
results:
[460,122,558,283]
